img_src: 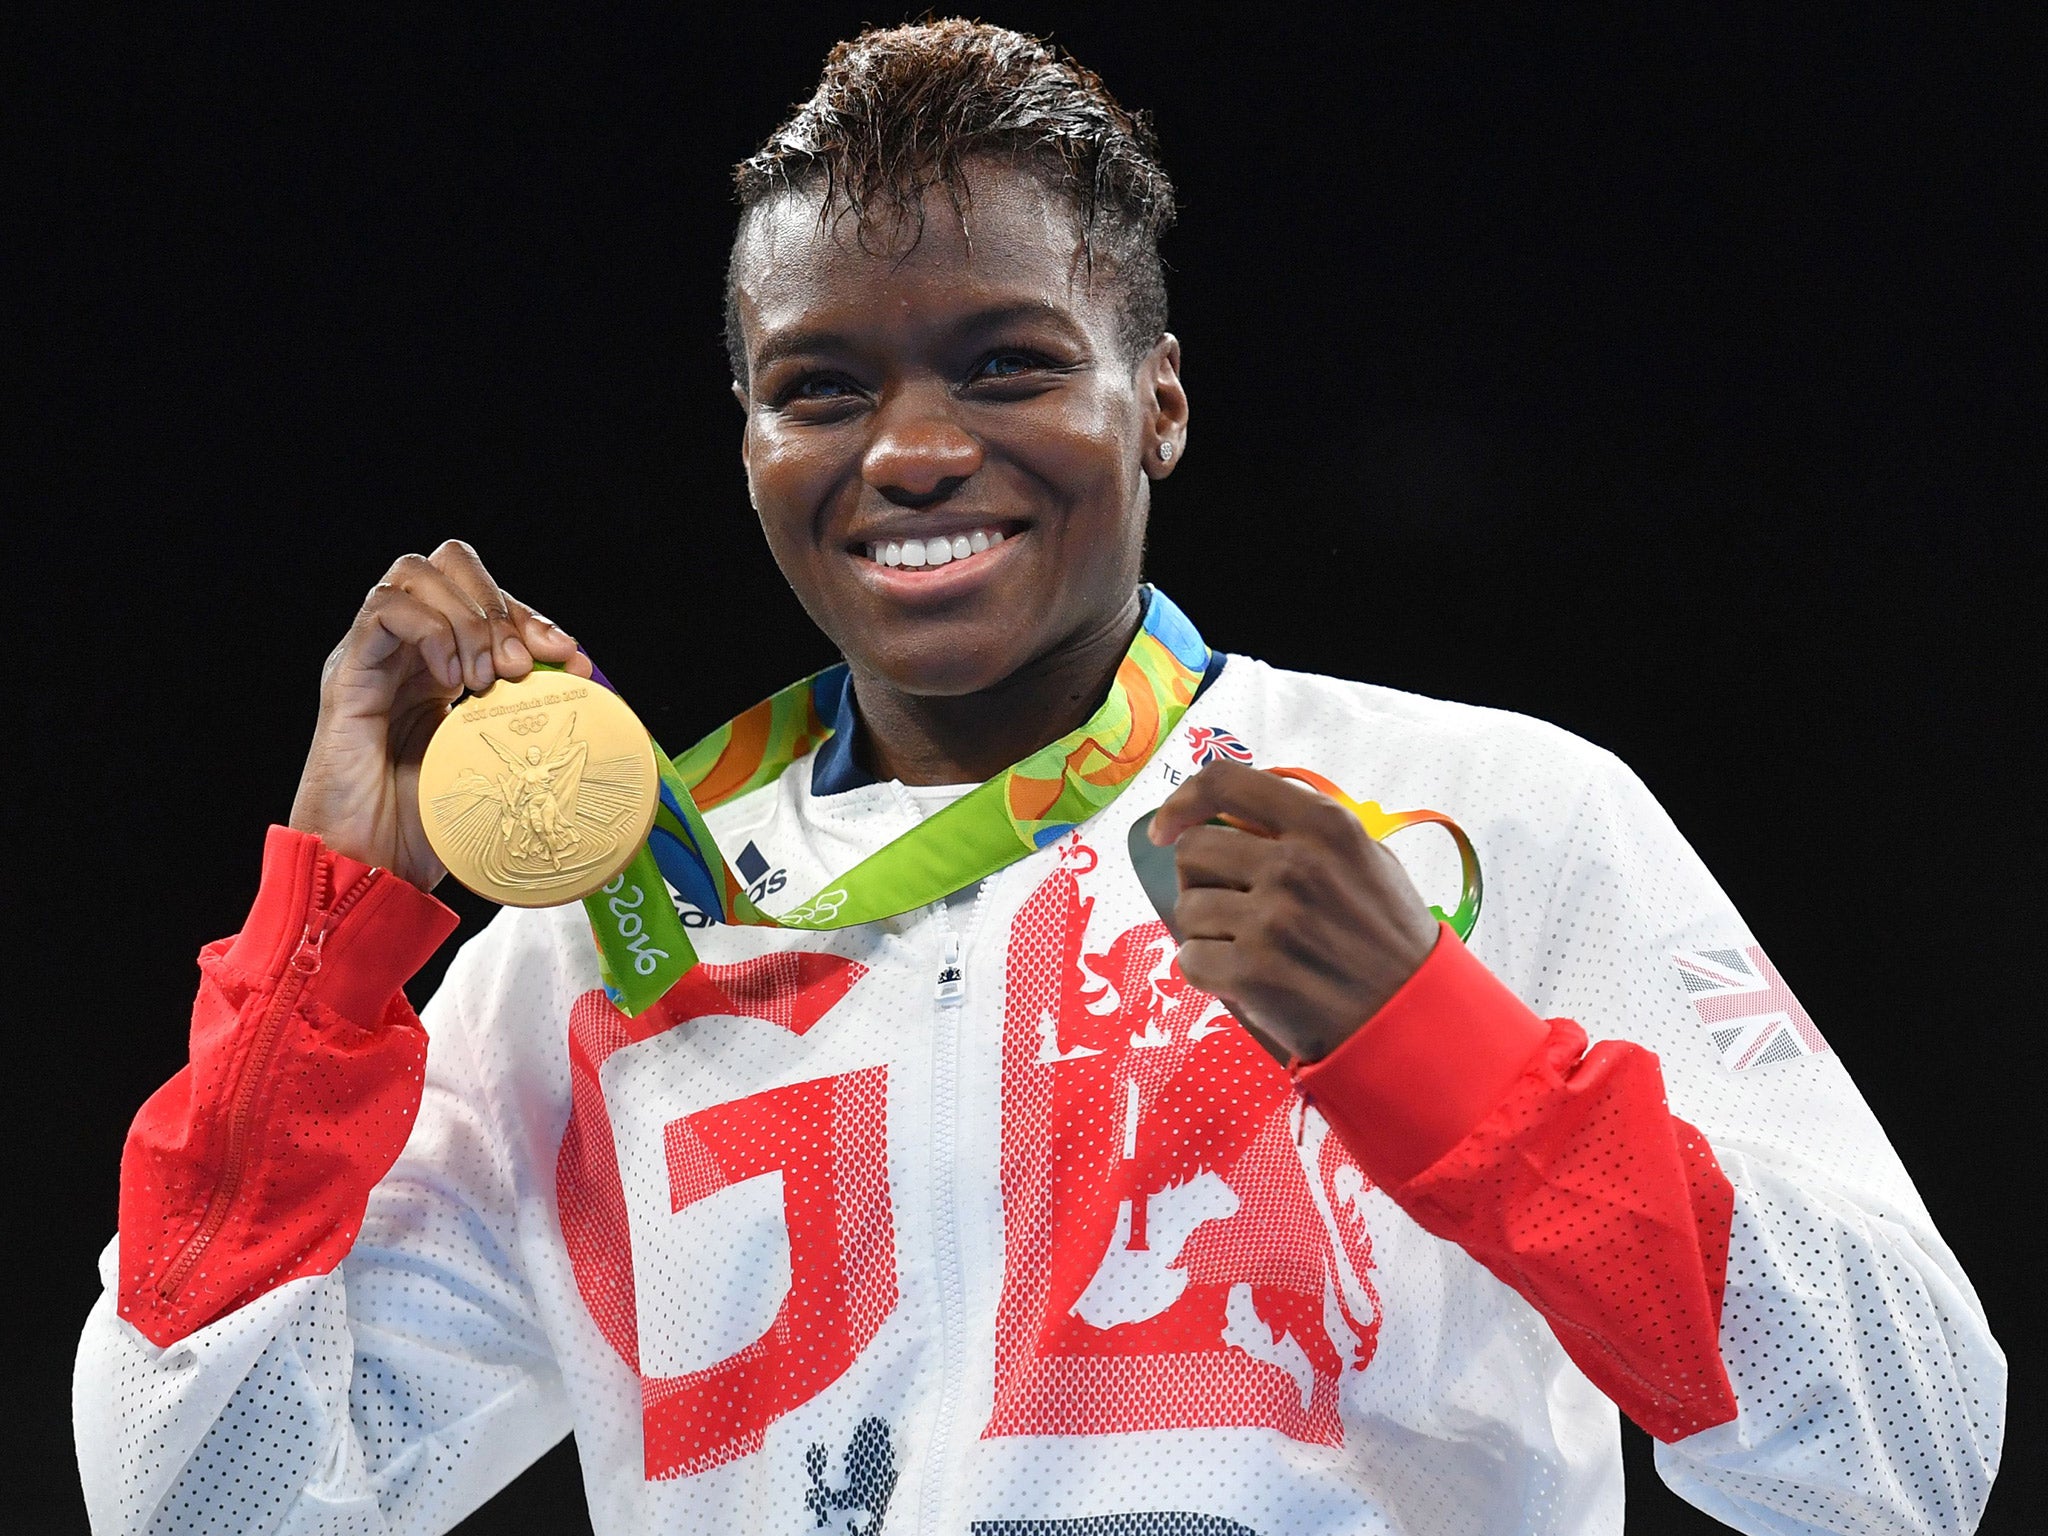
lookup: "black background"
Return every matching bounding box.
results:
[12,6,2040,1532]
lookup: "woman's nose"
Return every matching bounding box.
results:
[861,389,984,502]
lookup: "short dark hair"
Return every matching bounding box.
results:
[723,19,1176,381]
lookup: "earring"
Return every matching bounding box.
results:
[1157,442,1174,463]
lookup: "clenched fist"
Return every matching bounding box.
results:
[1149,760,1441,1064]
[288,540,593,891]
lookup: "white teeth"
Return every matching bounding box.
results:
[864,527,1010,567]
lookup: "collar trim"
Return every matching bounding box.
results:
[809,650,1230,798]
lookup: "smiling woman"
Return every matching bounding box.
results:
[729,163,1185,780]
[72,18,2004,1536]
[717,22,1186,785]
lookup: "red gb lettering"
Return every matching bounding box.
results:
[647,1068,894,1477]
[556,953,896,1480]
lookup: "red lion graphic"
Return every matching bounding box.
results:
[987,843,1382,1445]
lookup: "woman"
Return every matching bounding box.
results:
[77,21,2001,1535]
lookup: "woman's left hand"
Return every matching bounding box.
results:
[1148,759,1441,1063]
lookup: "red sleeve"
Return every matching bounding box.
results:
[1297,924,1739,1443]
[117,826,459,1348]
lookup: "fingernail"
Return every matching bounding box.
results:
[502,635,533,669]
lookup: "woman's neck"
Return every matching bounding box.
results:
[850,593,1144,786]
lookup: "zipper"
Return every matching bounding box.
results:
[917,878,990,1534]
[157,862,382,1303]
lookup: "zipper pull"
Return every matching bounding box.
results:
[934,933,965,1006]
[290,866,381,979]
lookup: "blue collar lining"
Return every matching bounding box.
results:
[807,649,1229,798]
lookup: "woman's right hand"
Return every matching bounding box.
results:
[288,540,593,892]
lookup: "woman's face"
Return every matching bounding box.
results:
[729,162,1186,699]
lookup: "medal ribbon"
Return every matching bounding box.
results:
[583,587,1212,1015]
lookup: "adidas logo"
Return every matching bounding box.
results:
[735,840,787,903]
[677,840,789,928]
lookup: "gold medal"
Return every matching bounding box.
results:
[418,670,660,908]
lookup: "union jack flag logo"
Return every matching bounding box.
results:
[1671,945,1828,1071]
[1186,726,1254,767]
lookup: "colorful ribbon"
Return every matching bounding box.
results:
[584,588,1211,1014]
[1264,767,1484,939]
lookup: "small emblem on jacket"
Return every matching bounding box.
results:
[805,1417,897,1533]
[679,838,790,928]
[736,839,788,902]
[1186,725,1253,766]
[1672,945,1828,1070]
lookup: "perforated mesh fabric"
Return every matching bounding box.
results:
[1662,1155,2003,1534]
[76,657,2002,1534]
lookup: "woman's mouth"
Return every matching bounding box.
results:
[859,526,1007,569]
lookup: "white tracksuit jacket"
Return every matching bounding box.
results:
[75,655,2004,1535]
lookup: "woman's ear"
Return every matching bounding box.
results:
[1139,333,1188,478]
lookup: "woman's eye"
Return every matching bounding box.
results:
[790,375,856,400]
[765,368,866,409]
[974,350,1049,380]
